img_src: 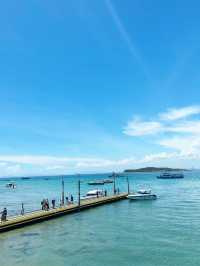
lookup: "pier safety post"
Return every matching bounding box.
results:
[126,177,130,194]
[21,203,24,215]
[61,177,65,206]
[78,179,81,209]
[113,172,116,195]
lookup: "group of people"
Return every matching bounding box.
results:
[65,194,74,205]
[41,199,50,210]
[41,195,74,211]
[1,208,7,222]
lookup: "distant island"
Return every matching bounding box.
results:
[124,167,187,173]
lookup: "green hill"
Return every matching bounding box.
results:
[124,167,186,173]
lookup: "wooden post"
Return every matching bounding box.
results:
[61,177,65,206]
[113,172,116,195]
[78,179,81,209]
[126,177,130,194]
[21,203,24,215]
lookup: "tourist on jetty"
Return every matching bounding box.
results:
[45,199,49,210]
[104,190,107,197]
[52,199,56,209]
[70,195,74,203]
[65,196,69,205]
[41,199,45,210]
[21,203,25,215]
[1,208,7,222]
[60,199,62,206]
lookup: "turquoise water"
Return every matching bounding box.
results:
[0,171,200,266]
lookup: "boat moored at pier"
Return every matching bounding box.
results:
[81,189,104,200]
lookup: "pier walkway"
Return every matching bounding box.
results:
[0,193,128,233]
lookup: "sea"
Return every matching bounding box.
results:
[0,171,200,266]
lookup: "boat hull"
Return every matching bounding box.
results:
[157,176,184,179]
[127,194,157,200]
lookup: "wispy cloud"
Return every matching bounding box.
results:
[123,117,162,136]
[124,105,200,164]
[159,136,200,156]
[159,105,200,121]
[124,105,200,136]
[0,152,180,177]
[104,0,149,78]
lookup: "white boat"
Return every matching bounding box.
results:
[127,189,157,200]
[81,189,104,200]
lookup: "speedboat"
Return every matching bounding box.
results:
[157,172,184,179]
[88,180,105,185]
[127,189,157,200]
[81,189,104,200]
[103,179,113,184]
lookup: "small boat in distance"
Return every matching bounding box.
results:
[21,177,31,180]
[88,179,113,185]
[88,180,105,185]
[6,182,16,189]
[127,189,157,200]
[157,172,184,179]
[103,179,113,184]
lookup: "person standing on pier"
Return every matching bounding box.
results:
[41,199,45,210]
[21,203,25,215]
[70,195,73,203]
[52,199,56,209]
[46,199,49,210]
[1,208,7,222]
[65,196,69,205]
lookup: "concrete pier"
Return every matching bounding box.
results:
[0,193,128,233]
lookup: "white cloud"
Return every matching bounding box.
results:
[124,106,200,137]
[45,165,67,171]
[166,120,200,134]
[123,105,200,166]
[140,152,177,163]
[0,152,182,177]
[159,135,200,156]
[160,105,200,121]
[124,117,162,136]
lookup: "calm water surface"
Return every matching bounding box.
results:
[0,171,200,266]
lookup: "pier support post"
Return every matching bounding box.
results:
[126,177,130,194]
[113,172,116,195]
[78,179,81,210]
[61,177,65,206]
[21,203,24,215]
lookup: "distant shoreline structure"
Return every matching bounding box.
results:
[124,167,188,173]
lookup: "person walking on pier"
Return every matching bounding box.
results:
[104,190,107,197]
[1,208,7,222]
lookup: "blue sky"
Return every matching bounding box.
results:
[0,0,200,176]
